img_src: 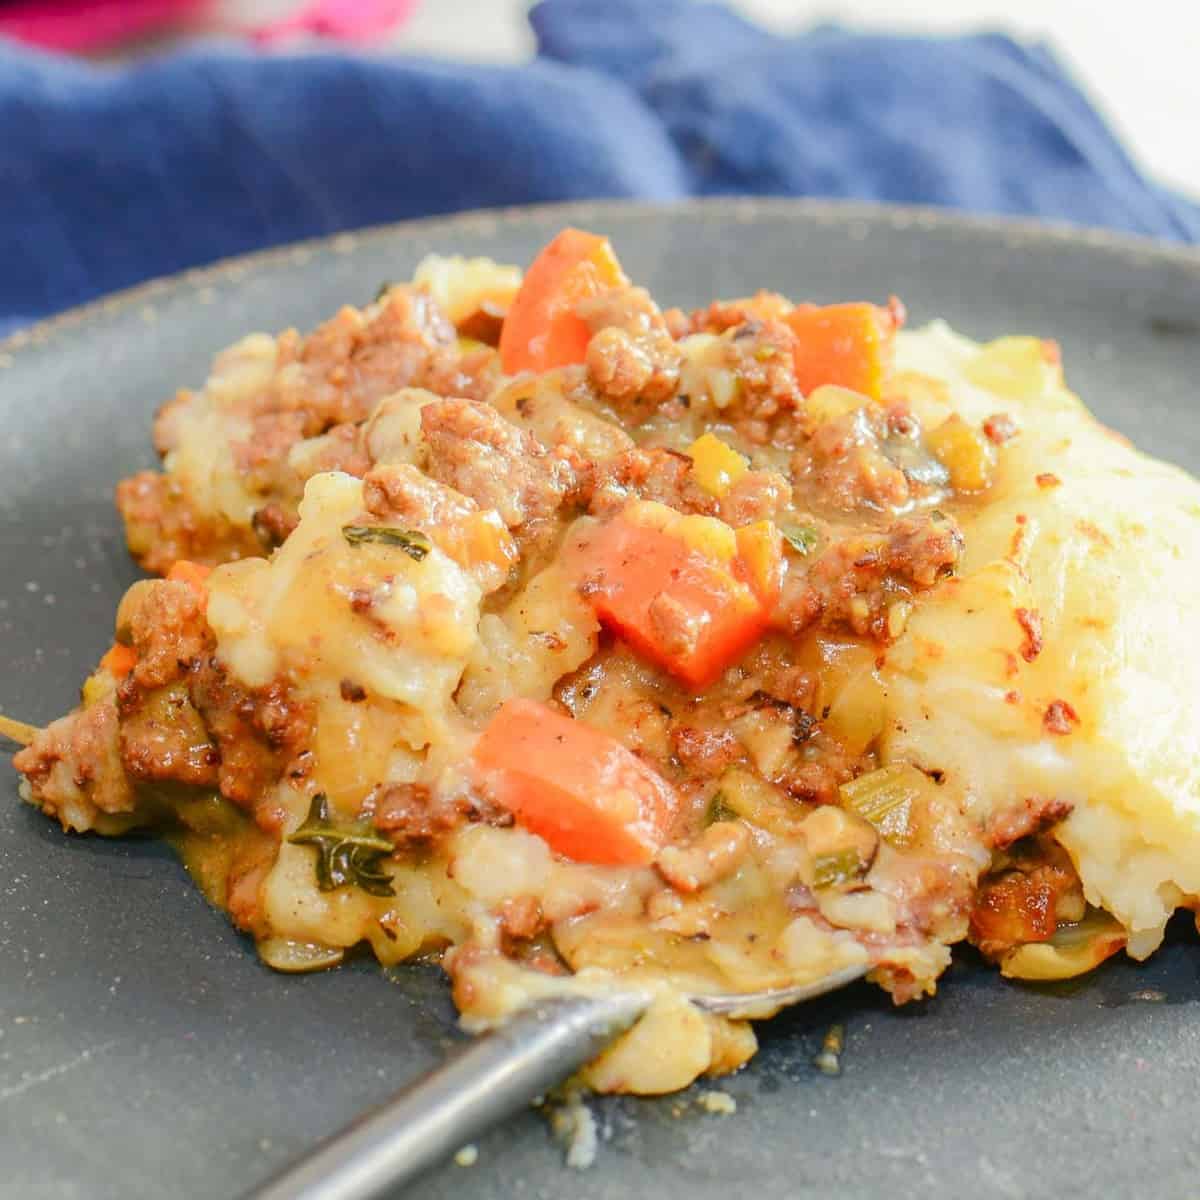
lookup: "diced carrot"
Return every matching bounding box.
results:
[733,521,784,604]
[583,507,772,689]
[473,698,679,867]
[166,559,212,597]
[499,228,628,374]
[99,642,138,680]
[784,300,902,401]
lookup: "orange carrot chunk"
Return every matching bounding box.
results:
[473,698,679,867]
[499,228,628,375]
[99,642,138,680]
[784,300,903,401]
[583,511,778,690]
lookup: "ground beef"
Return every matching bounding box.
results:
[754,661,818,712]
[106,625,310,819]
[420,342,502,403]
[871,855,976,952]
[587,446,717,518]
[719,321,808,445]
[229,294,460,525]
[580,440,790,525]
[252,502,300,550]
[294,421,373,482]
[579,285,681,417]
[497,894,545,942]
[267,288,456,434]
[116,470,262,575]
[884,513,965,587]
[719,467,793,526]
[232,411,310,491]
[669,292,796,338]
[362,461,479,527]
[969,839,1084,959]
[118,287,472,575]
[118,682,220,787]
[793,404,913,513]
[671,726,745,776]
[187,660,313,811]
[23,571,312,822]
[125,579,211,690]
[370,781,510,846]
[780,512,964,641]
[780,753,858,805]
[14,699,138,832]
[421,397,586,531]
[984,795,1074,850]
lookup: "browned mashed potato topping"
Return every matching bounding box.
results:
[14,230,1200,1096]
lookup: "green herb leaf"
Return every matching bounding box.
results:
[341,525,431,561]
[704,791,739,827]
[811,848,867,889]
[288,794,396,897]
[780,523,819,556]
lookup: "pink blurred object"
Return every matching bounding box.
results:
[0,0,419,52]
[251,0,419,44]
[0,0,211,52]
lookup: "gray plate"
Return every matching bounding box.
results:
[3,200,1200,1200]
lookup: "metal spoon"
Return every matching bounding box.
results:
[246,963,868,1200]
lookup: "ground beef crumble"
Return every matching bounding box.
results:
[969,838,1084,959]
[116,286,488,575]
[780,511,964,641]
[268,289,456,434]
[421,397,588,532]
[370,782,510,846]
[586,446,717,518]
[793,404,914,513]
[14,700,136,830]
[984,795,1074,851]
[1043,699,1080,735]
[579,285,682,417]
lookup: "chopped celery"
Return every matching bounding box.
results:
[811,848,867,890]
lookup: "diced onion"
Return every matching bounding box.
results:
[717,768,805,836]
[999,910,1126,982]
[257,937,345,974]
[823,666,887,757]
[806,385,869,424]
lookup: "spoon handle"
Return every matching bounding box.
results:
[245,991,650,1200]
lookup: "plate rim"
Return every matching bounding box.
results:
[4,196,1199,363]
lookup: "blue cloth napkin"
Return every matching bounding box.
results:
[2,0,1196,335]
